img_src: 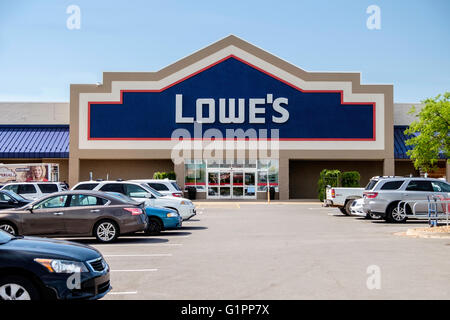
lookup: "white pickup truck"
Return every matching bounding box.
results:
[324,186,364,215]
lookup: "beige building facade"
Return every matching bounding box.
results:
[1,36,446,199]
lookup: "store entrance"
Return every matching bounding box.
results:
[207,169,256,199]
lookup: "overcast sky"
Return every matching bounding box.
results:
[0,0,448,102]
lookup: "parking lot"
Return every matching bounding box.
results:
[58,202,450,300]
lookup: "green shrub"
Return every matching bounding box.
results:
[153,172,162,179]
[166,171,176,180]
[341,171,361,187]
[317,170,362,201]
[317,169,341,201]
[153,171,176,180]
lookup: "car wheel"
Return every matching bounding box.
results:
[0,222,17,235]
[145,218,162,235]
[369,211,382,220]
[94,220,119,243]
[339,207,347,215]
[0,276,40,300]
[387,204,408,223]
[343,201,353,216]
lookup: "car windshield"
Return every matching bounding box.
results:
[171,182,181,191]
[365,179,378,190]
[0,230,13,244]
[141,184,163,197]
[4,190,28,202]
[106,192,134,202]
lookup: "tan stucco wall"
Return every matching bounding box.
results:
[394,103,424,126]
[78,159,174,182]
[68,35,395,196]
[0,103,69,125]
[288,160,384,199]
[394,160,420,177]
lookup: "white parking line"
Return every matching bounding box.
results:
[92,243,183,248]
[111,269,158,272]
[104,254,172,257]
[108,291,138,295]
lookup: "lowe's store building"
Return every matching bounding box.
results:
[0,36,448,200]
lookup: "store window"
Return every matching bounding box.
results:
[257,159,279,192]
[184,160,206,192]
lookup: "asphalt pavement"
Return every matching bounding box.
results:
[66,202,450,300]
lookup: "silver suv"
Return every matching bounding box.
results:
[362,176,450,223]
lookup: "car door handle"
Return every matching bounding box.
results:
[53,212,64,216]
[90,209,100,213]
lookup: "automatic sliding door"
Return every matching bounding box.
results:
[244,172,256,199]
[219,171,231,198]
[207,172,219,198]
[232,171,244,198]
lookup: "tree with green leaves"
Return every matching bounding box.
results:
[404,92,449,172]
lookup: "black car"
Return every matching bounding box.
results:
[0,230,111,300]
[0,190,31,210]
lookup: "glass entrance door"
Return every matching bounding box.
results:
[219,171,231,198]
[232,171,244,198]
[207,171,219,198]
[207,169,256,199]
[244,171,256,199]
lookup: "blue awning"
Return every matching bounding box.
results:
[394,125,446,160]
[394,125,415,159]
[0,125,69,158]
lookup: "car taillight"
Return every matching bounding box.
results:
[172,193,182,197]
[364,192,378,199]
[124,208,143,215]
[331,189,335,198]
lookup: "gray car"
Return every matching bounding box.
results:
[362,176,450,223]
[0,190,148,242]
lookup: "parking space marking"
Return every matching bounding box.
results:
[111,269,158,272]
[104,254,172,257]
[92,243,183,248]
[108,291,138,295]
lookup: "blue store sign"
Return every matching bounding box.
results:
[88,56,375,141]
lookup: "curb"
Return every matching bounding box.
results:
[395,228,450,239]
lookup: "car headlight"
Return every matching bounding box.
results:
[34,258,88,273]
[180,200,192,206]
[167,212,178,217]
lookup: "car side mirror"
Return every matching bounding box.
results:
[145,193,154,199]
[8,199,18,205]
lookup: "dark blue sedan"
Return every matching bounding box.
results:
[0,230,111,300]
